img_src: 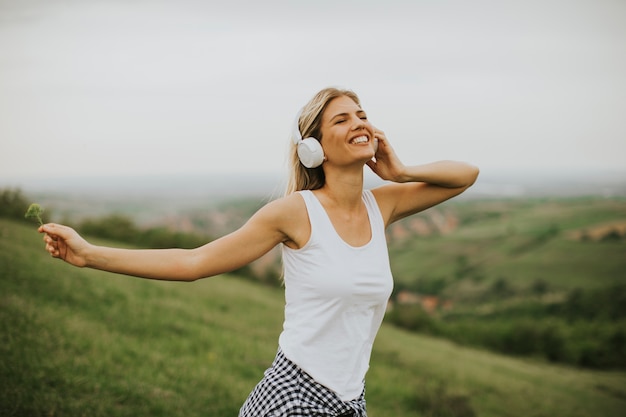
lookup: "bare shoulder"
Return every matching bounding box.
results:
[255,192,305,220]
[252,192,309,248]
[372,180,473,226]
[370,183,413,225]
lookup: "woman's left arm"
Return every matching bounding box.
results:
[368,130,479,225]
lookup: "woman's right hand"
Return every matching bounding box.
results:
[39,223,91,267]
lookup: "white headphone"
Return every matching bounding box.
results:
[292,109,325,168]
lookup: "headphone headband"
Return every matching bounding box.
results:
[292,108,304,145]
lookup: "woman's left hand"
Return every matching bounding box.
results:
[366,128,408,182]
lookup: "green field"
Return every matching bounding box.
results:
[2,218,626,417]
[386,197,626,369]
[389,197,626,291]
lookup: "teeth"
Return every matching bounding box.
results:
[351,136,368,144]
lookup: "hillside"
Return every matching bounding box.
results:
[7,186,626,367]
[1,218,625,416]
[388,197,626,291]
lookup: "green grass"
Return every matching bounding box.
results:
[2,218,626,416]
[390,197,626,292]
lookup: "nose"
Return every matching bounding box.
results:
[351,115,366,131]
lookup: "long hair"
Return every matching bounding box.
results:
[285,87,361,195]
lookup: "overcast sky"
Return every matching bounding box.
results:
[1,0,625,186]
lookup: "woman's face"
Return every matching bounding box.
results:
[319,95,376,166]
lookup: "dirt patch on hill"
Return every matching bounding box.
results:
[567,220,626,241]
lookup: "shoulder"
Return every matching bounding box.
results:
[257,192,306,219]
[252,192,309,247]
[369,184,402,224]
[370,182,430,226]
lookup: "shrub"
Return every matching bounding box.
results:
[415,383,476,417]
[79,214,138,243]
[386,304,436,333]
[0,188,30,221]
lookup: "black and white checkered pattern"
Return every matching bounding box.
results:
[239,349,367,416]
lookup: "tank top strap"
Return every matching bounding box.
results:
[297,190,335,239]
[361,189,385,235]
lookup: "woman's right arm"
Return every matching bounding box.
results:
[39,197,295,282]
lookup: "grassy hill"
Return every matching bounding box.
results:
[388,196,626,291]
[1,218,625,416]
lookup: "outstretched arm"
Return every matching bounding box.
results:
[40,198,291,282]
[367,129,479,225]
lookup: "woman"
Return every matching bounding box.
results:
[40,87,479,416]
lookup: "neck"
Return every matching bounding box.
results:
[317,164,365,209]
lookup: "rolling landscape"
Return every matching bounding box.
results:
[1,170,625,416]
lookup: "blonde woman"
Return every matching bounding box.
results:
[40,87,479,416]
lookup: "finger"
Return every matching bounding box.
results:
[45,230,61,246]
[43,237,59,252]
[366,159,379,173]
[45,243,58,257]
[41,223,64,234]
[41,223,61,234]
[373,133,388,150]
[41,223,74,241]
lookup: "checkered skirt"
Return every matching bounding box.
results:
[239,349,367,417]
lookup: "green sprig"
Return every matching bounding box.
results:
[25,203,45,226]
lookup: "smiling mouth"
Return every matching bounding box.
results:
[350,135,369,144]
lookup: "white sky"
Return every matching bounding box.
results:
[1,0,625,183]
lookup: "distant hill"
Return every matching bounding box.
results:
[3,166,625,201]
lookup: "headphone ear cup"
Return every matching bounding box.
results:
[297,138,325,168]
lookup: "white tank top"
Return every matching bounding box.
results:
[278,189,394,401]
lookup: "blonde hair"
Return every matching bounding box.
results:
[285,87,361,195]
